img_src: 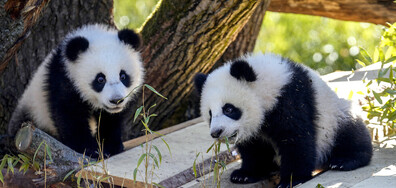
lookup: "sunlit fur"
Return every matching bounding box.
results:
[200,53,292,142]
[196,53,372,187]
[8,24,144,157]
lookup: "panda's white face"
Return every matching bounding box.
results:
[64,25,144,113]
[196,54,292,143]
[199,64,264,143]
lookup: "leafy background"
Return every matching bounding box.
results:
[114,0,383,75]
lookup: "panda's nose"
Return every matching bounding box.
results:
[110,98,124,105]
[210,129,223,138]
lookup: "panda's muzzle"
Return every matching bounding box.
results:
[110,98,124,105]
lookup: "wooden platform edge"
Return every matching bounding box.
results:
[123,117,203,150]
[76,169,146,187]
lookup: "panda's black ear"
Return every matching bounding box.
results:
[65,36,89,62]
[194,73,208,95]
[118,29,141,49]
[230,60,257,82]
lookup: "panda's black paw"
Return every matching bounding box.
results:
[230,169,264,184]
[329,158,357,171]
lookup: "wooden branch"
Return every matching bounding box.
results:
[268,0,396,25]
[13,122,86,187]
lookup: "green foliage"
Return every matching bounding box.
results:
[114,0,382,75]
[360,23,396,134]
[133,84,169,187]
[193,137,230,188]
[114,0,159,30]
[0,141,52,184]
[255,12,382,75]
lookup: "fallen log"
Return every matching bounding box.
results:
[10,122,86,187]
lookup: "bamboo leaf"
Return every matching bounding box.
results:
[136,153,147,169]
[63,169,77,181]
[45,144,53,162]
[206,142,215,153]
[193,153,200,178]
[0,170,3,184]
[224,137,230,152]
[134,106,143,122]
[144,84,167,99]
[160,138,172,156]
[152,145,162,164]
[149,153,159,168]
[153,182,165,188]
[133,168,138,183]
[359,47,372,64]
[373,91,383,104]
[7,158,14,174]
[356,59,366,67]
[18,154,30,163]
[33,141,45,163]
[384,56,396,64]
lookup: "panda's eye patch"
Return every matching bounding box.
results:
[92,73,106,92]
[222,103,242,120]
[120,70,131,87]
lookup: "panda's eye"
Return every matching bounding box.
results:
[222,103,242,120]
[97,76,106,83]
[120,73,126,80]
[224,107,233,114]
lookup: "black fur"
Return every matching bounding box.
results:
[118,29,141,49]
[194,73,207,95]
[45,47,124,158]
[230,60,257,82]
[229,60,372,187]
[65,36,89,61]
[222,103,242,120]
[91,73,106,93]
[328,117,372,171]
[120,70,131,87]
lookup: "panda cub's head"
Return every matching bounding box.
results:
[63,24,144,113]
[194,54,291,143]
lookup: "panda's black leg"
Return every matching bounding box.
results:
[329,119,372,171]
[277,140,316,188]
[231,139,278,184]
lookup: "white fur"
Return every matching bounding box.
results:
[201,53,355,167]
[201,53,292,142]
[16,52,58,136]
[13,24,143,136]
[301,67,343,166]
[64,24,144,113]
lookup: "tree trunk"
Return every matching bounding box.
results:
[268,0,396,25]
[124,0,267,139]
[0,0,113,139]
[160,0,271,128]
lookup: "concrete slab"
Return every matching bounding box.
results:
[299,137,396,188]
[83,121,231,185]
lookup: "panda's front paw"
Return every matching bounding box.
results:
[230,169,263,184]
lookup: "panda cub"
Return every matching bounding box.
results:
[194,53,372,187]
[8,24,144,158]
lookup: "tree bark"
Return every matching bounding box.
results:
[0,0,113,137]
[268,0,396,25]
[125,0,266,138]
[14,123,84,187]
[161,0,271,127]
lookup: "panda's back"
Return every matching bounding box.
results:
[14,51,58,136]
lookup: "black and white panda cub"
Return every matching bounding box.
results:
[8,24,144,158]
[194,53,372,187]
